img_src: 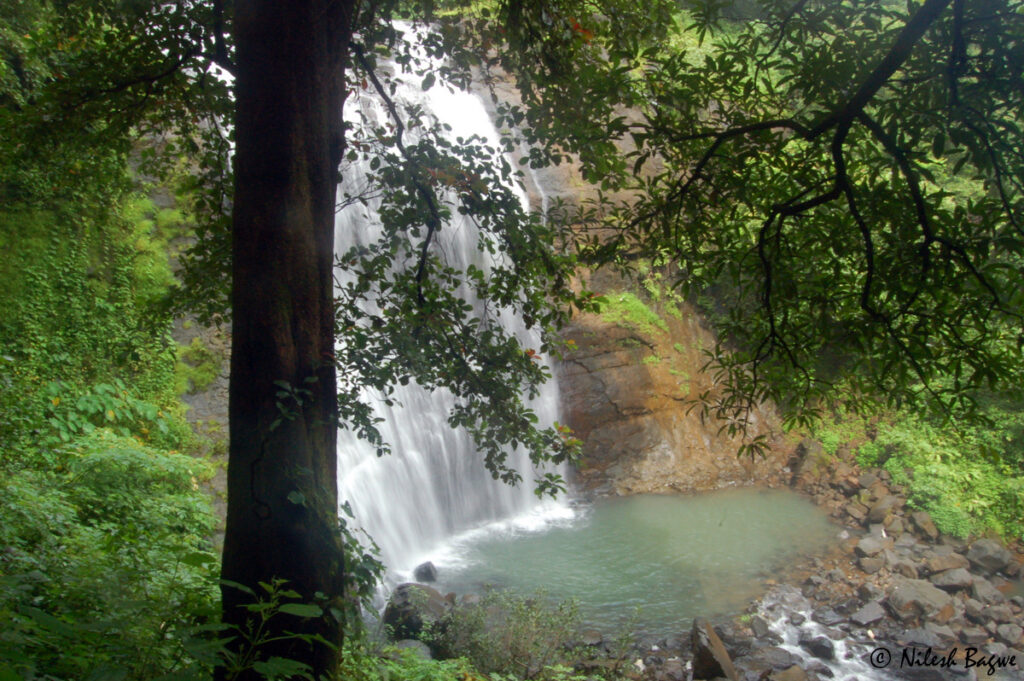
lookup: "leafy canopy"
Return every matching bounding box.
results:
[456,0,1024,438]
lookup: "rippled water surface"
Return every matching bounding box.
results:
[425,488,841,633]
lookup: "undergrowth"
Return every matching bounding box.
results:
[811,403,1024,541]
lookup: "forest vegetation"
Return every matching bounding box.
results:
[1,0,1022,678]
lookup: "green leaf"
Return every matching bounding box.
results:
[277,603,323,618]
[220,579,256,596]
[421,72,436,91]
[179,551,216,567]
[252,657,313,680]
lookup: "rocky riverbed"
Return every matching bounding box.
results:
[381,438,1023,681]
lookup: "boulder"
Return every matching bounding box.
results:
[886,578,954,622]
[923,622,958,648]
[382,583,451,640]
[845,502,868,523]
[856,536,886,557]
[929,568,975,591]
[393,639,433,660]
[891,559,919,579]
[851,601,886,626]
[798,633,835,661]
[970,578,1006,604]
[964,598,986,622]
[659,657,686,681]
[691,617,738,680]
[811,607,845,627]
[858,583,884,601]
[867,495,900,524]
[885,516,905,537]
[859,472,879,488]
[413,561,438,582]
[960,626,989,645]
[996,623,1023,647]
[985,604,1014,623]
[899,627,942,648]
[895,533,919,549]
[749,615,771,639]
[795,439,827,478]
[967,539,1013,575]
[737,646,800,675]
[766,665,808,681]
[910,511,940,541]
[924,552,970,575]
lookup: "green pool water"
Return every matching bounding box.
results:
[431,488,841,635]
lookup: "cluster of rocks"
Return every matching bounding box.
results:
[708,440,1024,681]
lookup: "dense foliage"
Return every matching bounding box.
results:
[0,173,221,677]
[458,0,1024,434]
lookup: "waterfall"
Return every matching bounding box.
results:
[334,50,571,582]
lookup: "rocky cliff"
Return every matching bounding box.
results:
[555,268,789,495]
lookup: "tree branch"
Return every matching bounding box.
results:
[351,41,443,306]
[809,0,953,136]
[210,0,236,75]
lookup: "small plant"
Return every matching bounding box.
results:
[43,379,175,445]
[216,579,330,681]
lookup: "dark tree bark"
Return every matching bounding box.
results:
[221,0,354,676]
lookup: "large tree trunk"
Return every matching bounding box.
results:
[221,1,353,676]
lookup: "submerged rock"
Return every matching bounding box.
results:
[413,561,438,582]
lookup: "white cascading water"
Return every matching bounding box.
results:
[334,50,571,583]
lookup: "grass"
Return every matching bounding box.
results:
[599,292,668,337]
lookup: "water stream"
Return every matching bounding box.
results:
[334,49,570,581]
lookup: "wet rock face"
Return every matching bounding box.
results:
[556,271,787,495]
[691,617,739,680]
[967,538,1014,576]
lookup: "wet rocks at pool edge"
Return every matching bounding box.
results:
[382,582,453,642]
[692,617,739,680]
[743,438,1024,679]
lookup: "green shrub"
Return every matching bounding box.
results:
[175,336,224,395]
[0,430,218,679]
[341,643,484,681]
[808,403,1024,541]
[426,589,583,681]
